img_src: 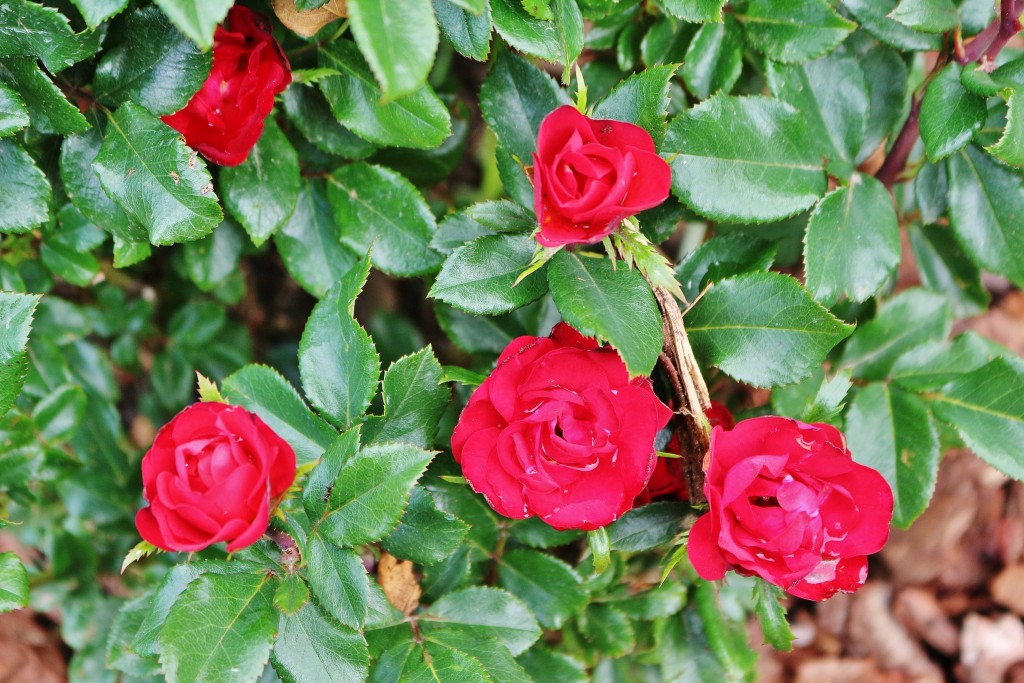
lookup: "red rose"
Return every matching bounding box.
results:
[688,417,893,601]
[638,401,735,504]
[162,6,291,167]
[135,402,296,553]
[532,105,672,247]
[451,323,672,530]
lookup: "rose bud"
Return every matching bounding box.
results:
[135,402,296,553]
[451,322,672,531]
[532,105,672,247]
[687,416,894,600]
[638,401,735,505]
[162,6,291,166]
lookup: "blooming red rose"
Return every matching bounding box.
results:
[639,401,735,504]
[532,105,672,247]
[162,6,291,166]
[135,402,296,553]
[451,323,672,530]
[688,417,893,601]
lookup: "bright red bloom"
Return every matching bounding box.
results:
[688,417,893,601]
[135,402,296,553]
[532,105,672,247]
[451,323,672,530]
[162,6,291,166]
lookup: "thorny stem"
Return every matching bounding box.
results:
[266,527,301,573]
[653,286,711,505]
[878,0,1022,188]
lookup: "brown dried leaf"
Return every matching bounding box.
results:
[961,613,1024,683]
[377,551,420,615]
[272,0,347,38]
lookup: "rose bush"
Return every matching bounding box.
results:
[532,105,671,247]
[687,417,894,600]
[135,401,296,553]
[451,322,672,530]
[161,5,291,166]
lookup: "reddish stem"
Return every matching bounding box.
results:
[875,96,922,189]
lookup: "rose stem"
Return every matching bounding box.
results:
[654,286,712,505]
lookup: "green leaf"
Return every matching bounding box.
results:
[372,641,490,683]
[222,364,338,467]
[422,630,532,683]
[0,58,89,135]
[304,429,361,523]
[891,332,1007,391]
[319,40,451,150]
[0,0,99,72]
[752,579,794,652]
[327,162,442,277]
[490,0,562,62]
[607,501,687,551]
[272,602,369,683]
[0,81,28,138]
[383,487,469,565]
[692,580,758,679]
[422,586,541,656]
[94,102,222,245]
[681,16,743,100]
[920,63,986,161]
[804,174,900,305]
[498,549,586,629]
[737,0,856,64]
[92,6,210,115]
[508,518,580,550]
[183,219,243,292]
[430,233,547,314]
[840,288,952,381]
[888,0,959,33]
[518,648,587,683]
[552,0,584,78]
[480,50,569,167]
[0,139,50,234]
[151,0,232,50]
[433,0,493,61]
[61,128,144,243]
[767,54,869,176]
[318,443,435,547]
[945,145,1024,288]
[686,272,853,387]
[675,234,776,302]
[281,85,376,159]
[221,119,300,246]
[0,552,28,613]
[31,382,86,441]
[858,45,909,162]
[846,383,938,528]
[274,575,310,616]
[348,0,439,99]
[931,358,1024,481]
[908,223,988,317]
[299,275,381,430]
[432,200,536,254]
[362,347,450,448]
[160,573,277,683]
[449,0,487,12]
[70,0,130,27]
[546,251,663,377]
[579,603,635,656]
[587,526,611,574]
[657,0,725,22]
[305,535,370,629]
[986,89,1024,168]
[665,94,826,223]
[840,0,941,51]
[275,180,358,299]
[592,64,678,146]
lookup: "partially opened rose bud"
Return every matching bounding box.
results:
[451,322,673,530]
[687,416,894,600]
[532,105,672,247]
[638,401,735,504]
[162,6,291,166]
[134,402,296,553]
